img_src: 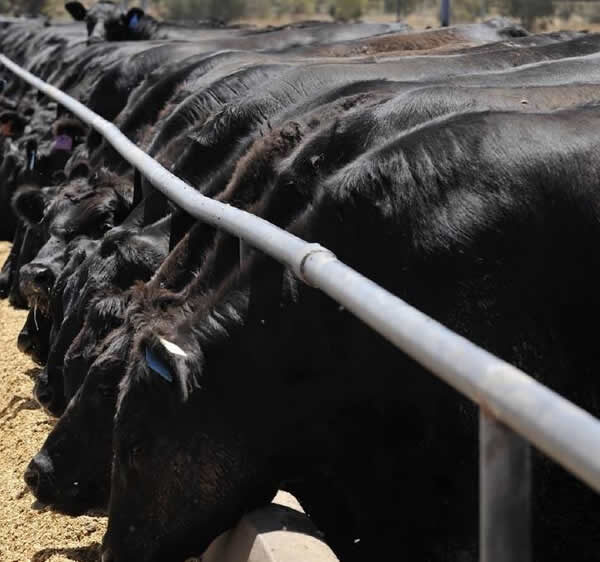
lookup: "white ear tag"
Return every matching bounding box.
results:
[159,337,188,358]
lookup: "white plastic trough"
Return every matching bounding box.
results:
[195,491,339,562]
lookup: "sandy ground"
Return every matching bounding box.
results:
[0,242,105,562]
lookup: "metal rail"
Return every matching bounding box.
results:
[3,53,600,562]
[441,0,451,26]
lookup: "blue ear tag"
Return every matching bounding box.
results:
[129,13,139,30]
[145,347,173,383]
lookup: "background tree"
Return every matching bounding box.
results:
[383,0,418,18]
[496,0,554,29]
[160,0,246,22]
[330,0,366,21]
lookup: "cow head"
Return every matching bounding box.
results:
[24,327,130,515]
[19,119,87,187]
[24,287,185,515]
[15,171,132,314]
[65,1,148,43]
[102,296,279,562]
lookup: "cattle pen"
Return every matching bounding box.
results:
[2,53,600,562]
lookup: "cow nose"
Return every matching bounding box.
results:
[0,266,9,297]
[34,377,53,409]
[17,328,33,354]
[21,264,55,294]
[30,264,55,289]
[24,465,39,492]
[24,450,53,493]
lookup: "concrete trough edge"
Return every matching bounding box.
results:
[201,491,339,562]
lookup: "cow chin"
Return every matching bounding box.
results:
[102,523,219,562]
[50,499,107,517]
[33,481,108,517]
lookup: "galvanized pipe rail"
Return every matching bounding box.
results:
[3,54,600,562]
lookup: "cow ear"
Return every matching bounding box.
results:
[65,2,87,21]
[145,347,174,383]
[143,335,195,401]
[12,186,48,226]
[125,7,144,29]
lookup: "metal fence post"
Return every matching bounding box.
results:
[480,409,531,562]
[441,0,451,27]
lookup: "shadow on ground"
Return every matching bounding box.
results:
[31,542,101,562]
[0,394,40,423]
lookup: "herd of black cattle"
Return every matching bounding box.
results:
[2,3,600,561]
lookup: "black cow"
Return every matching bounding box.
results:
[103,106,600,562]
[32,205,170,415]
[28,75,397,417]
[29,32,600,318]
[0,116,87,241]
[21,32,600,322]
[12,22,600,557]
[23,74,600,519]
[23,87,378,511]
[17,235,99,366]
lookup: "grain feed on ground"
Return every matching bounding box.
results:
[0,241,105,562]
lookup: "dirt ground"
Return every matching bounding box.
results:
[0,242,105,562]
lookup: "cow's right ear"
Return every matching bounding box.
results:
[65,1,87,21]
[12,186,48,226]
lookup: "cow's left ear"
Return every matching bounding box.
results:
[145,346,174,383]
[12,185,49,226]
[144,336,194,402]
[125,7,144,29]
[65,1,87,21]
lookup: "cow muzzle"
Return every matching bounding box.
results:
[24,451,53,497]
[19,263,55,311]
